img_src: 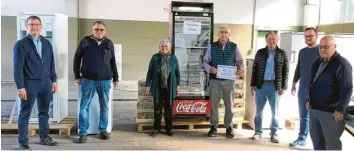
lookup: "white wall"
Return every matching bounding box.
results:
[1,0,78,17]
[255,0,304,27]
[79,0,255,24]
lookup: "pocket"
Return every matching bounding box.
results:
[104,49,112,64]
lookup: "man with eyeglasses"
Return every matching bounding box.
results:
[14,15,58,150]
[203,25,244,138]
[73,21,119,143]
[290,27,320,147]
[308,35,352,150]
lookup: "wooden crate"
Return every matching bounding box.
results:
[137,117,249,132]
[1,117,77,136]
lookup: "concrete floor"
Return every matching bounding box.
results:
[1,81,354,150]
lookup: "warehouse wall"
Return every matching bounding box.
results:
[2,0,305,81]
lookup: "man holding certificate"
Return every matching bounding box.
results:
[250,31,289,143]
[203,25,244,138]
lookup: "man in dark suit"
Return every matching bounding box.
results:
[14,16,58,150]
[308,35,353,150]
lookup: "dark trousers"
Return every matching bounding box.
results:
[154,88,173,131]
[309,108,345,150]
[18,79,52,145]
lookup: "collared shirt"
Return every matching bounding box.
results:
[31,35,42,59]
[313,61,328,83]
[202,41,244,73]
[264,50,275,80]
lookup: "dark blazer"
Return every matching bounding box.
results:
[251,46,289,90]
[13,35,57,89]
[309,52,353,114]
[145,53,180,105]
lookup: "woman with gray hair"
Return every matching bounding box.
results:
[145,39,180,137]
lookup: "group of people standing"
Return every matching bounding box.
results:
[13,15,352,151]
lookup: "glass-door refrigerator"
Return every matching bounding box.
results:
[169,1,214,119]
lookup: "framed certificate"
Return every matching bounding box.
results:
[216,65,236,80]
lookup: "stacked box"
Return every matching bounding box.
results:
[136,80,155,122]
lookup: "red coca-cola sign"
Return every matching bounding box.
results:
[173,100,210,115]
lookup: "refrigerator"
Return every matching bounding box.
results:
[168,1,214,117]
[12,13,69,123]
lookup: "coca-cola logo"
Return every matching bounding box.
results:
[175,102,208,113]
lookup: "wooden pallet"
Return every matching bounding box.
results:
[1,117,77,136]
[137,117,249,132]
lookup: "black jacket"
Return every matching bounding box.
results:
[251,46,289,90]
[73,36,119,82]
[309,52,353,114]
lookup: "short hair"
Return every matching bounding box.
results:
[265,31,277,38]
[218,25,231,33]
[26,16,41,25]
[159,39,171,50]
[304,27,318,36]
[93,21,106,27]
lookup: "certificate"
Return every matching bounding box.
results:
[216,65,236,80]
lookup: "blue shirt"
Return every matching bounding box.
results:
[31,35,42,59]
[264,50,275,80]
[293,46,320,88]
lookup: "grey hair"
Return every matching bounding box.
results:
[159,39,171,50]
[218,25,231,33]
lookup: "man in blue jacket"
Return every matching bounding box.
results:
[73,21,119,143]
[308,35,353,150]
[14,16,58,150]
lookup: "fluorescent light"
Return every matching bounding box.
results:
[178,6,204,12]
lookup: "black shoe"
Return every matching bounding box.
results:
[166,130,174,136]
[19,144,31,150]
[99,131,110,140]
[208,126,217,137]
[226,127,235,138]
[151,130,160,137]
[77,135,87,144]
[39,136,57,146]
[270,134,280,143]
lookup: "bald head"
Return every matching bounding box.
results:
[319,35,337,61]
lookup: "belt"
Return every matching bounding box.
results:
[264,80,274,83]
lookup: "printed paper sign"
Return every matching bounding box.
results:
[183,21,201,35]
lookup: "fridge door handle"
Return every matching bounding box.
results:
[291,51,296,63]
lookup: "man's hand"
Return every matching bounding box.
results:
[306,101,310,110]
[236,69,244,76]
[18,89,27,100]
[333,111,344,121]
[52,83,58,93]
[251,87,256,96]
[75,79,81,85]
[113,81,119,87]
[291,84,297,96]
[210,67,217,74]
[278,89,285,96]
[145,87,151,96]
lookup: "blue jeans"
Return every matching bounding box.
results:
[297,87,309,140]
[254,83,279,136]
[18,79,52,145]
[78,78,111,135]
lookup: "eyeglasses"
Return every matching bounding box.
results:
[27,23,41,27]
[94,28,105,32]
[220,31,229,34]
[305,35,316,38]
[319,45,332,50]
